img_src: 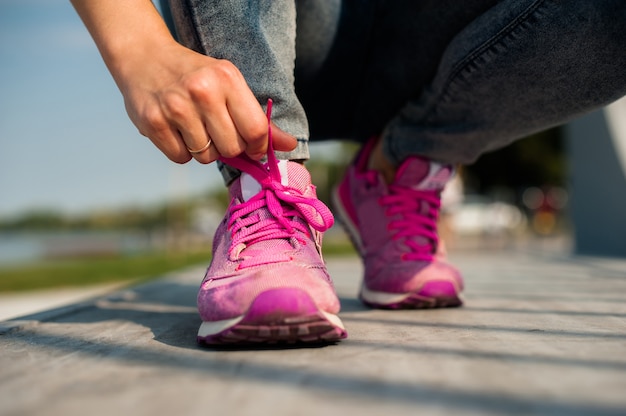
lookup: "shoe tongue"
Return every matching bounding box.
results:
[231,160,316,253]
[394,157,453,191]
[240,159,290,202]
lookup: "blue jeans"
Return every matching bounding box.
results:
[162,0,626,183]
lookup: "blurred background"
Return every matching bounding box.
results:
[1,0,623,298]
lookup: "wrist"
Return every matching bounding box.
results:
[71,0,177,86]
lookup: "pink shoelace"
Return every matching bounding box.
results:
[219,100,334,265]
[379,185,441,262]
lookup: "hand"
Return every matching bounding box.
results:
[120,43,297,164]
[70,0,297,164]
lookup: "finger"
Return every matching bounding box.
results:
[185,136,217,164]
[201,105,248,159]
[225,90,269,160]
[176,120,219,164]
[270,121,298,152]
[145,125,193,164]
[157,91,221,164]
[129,103,193,164]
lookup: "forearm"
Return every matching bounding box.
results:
[70,0,295,164]
[70,0,177,87]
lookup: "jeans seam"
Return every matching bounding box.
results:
[421,0,548,122]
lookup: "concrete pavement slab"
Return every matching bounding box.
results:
[0,282,132,322]
[1,247,626,416]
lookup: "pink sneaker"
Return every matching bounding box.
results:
[333,138,464,309]
[197,103,347,345]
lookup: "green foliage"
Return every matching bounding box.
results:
[306,142,359,207]
[0,194,224,233]
[1,133,566,233]
[463,127,565,193]
[0,133,568,295]
[0,239,356,293]
[0,210,68,231]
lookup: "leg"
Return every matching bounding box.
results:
[296,0,503,145]
[298,0,501,308]
[324,0,626,308]
[382,0,626,166]
[297,0,626,165]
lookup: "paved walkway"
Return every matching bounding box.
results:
[0,282,131,322]
[1,245,626,416]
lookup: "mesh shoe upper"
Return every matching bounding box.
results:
[334,138,463,306]
[197,101,342,325]
[198,158,341,321]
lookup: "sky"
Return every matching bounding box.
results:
[3,0,625,221]
[0,0,341,219]
[0,0,224,218]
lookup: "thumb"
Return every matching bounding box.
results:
[270,121,298,152]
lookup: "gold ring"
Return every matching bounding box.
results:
[187,140,212,154]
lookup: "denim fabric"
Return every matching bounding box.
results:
[380,0,626,165]
[163,0,311,182]
[162,0,626,179]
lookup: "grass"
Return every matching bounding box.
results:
[0,240,357,293]
[0,250,211,293]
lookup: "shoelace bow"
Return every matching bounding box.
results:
[380,184,441,262]
[219,100,334,261]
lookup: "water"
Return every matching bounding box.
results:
[0,231,151,266]
[0,233,41,264]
